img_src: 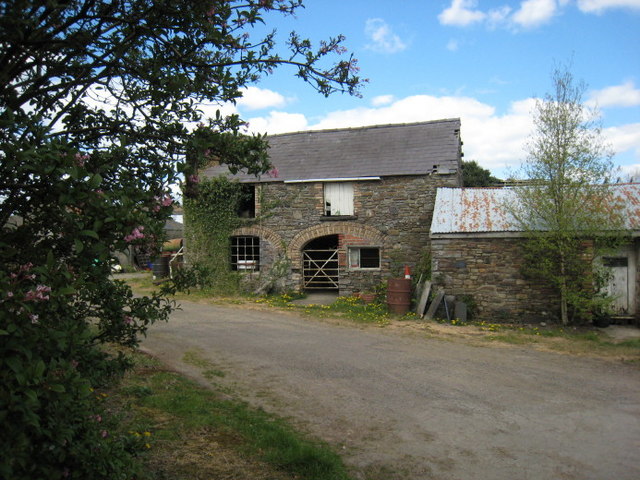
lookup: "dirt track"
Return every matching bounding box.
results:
[141,301,640,480]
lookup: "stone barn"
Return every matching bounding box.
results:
[430,185,640,323]
[201,119,463,295]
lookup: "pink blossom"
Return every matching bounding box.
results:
[124,226,145,243]
[123,315,133,325]
[267,167,279,178]
[6,291,13,298]
[188,174,200,184]
[101,430,109,438]
[158,195,173,207]
[25,285,51,302]
[74,153,90,167]
[30,314,39,324]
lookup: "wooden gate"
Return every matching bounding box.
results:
[303,249,339,290]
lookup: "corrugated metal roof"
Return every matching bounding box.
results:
[431,184,640,234]
[203,119,462,182]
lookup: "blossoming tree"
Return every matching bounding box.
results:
[0,1,362,478]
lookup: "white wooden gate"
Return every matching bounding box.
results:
[303,249,339,290]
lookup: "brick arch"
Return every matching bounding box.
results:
[231,225,285,254]
[287,222,384,265]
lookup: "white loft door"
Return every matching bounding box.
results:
[324,183,354,216]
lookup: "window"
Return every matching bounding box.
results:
[602,257,628,268]
[324,183,354,216]
[348,247,380,269]
[231,236,260,271]
[237,184,255,218]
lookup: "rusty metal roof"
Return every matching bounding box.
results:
[202,119,462,182]
[431,184,640,234]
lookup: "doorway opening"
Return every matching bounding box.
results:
[302,235,339,291]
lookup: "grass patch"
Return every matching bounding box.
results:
[429,317,640,361]
[107,349,352,480]
[254,293,393,325]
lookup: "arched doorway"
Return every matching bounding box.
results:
[302,235,339,291]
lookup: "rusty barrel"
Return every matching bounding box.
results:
[386,278,411,314]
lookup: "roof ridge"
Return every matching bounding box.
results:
[265,118,461,139]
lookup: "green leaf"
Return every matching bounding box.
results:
[88,173,102,189]
[24,389,38,402]
[5,356,21,374]
[80,230,99,239]
[74,238,84,253]
[34,360,46,378]
[0,329,8,335]
[46,250,54,268]
[48,384,65,393]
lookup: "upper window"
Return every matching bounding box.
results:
[348,247,380,269]
[324,183,354,216]
[237,184,255,218]
[230,236,260,271]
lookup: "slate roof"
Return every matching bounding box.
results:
[202,119,462,183]
[431,184,640,235]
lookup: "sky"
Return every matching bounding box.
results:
[208,0,640,180]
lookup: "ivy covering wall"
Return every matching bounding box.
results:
[183,176,248,291]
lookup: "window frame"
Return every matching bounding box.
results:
[348,246,381,270]
[230,235,260,272]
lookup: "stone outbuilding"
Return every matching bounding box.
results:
[202,119,463,294]
[430,185,640,323]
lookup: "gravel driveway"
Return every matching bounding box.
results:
[141,301,640,480]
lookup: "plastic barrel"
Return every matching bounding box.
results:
[387,278,411,314]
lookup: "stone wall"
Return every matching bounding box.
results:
[431,236,559,322]
[239,173,459,294]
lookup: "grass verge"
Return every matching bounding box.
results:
[427,318,640,361]
[107,348,352,480]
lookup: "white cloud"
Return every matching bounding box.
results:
[588,81,640,108]
[197,101,238,122]
[486,6,513,27]
[371,95,395,107]
[512,0,559,28]
[577,0,640,13]
[439,0,640,31]
[604,123,640,157]
[245,111,308,135]
[619,163,640,180]
[438,0,486,26]
[237,86,288,110]
[303,95,532,173]
[364,19,408,54]
[446,39,460,51]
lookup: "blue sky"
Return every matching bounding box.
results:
[211,0,640,179]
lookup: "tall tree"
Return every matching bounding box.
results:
[511,65,626,325]
[0,1,362,478]
[461,160,501,187]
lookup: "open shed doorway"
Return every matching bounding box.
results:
[302,235,339,291]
